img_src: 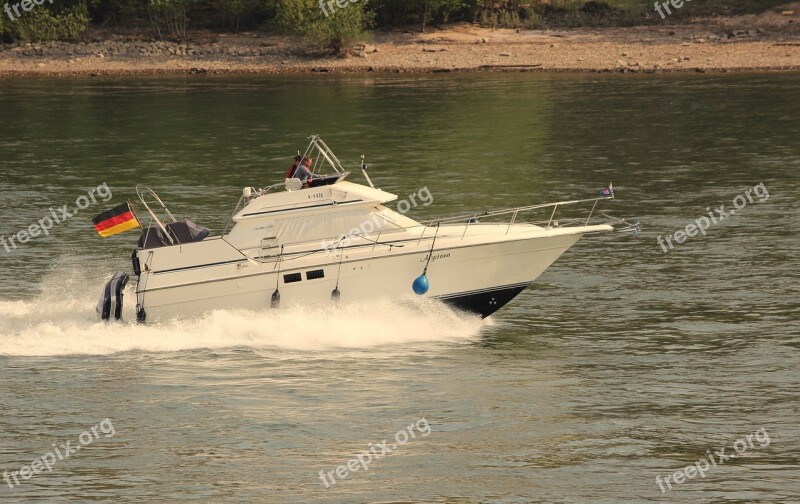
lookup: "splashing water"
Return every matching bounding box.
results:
[0,266,485,357]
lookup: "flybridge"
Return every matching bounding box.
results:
[223,135,385,227]
[235,182,396,221]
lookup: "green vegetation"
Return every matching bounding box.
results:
[0,0,790,47]
[277,0,372,53]
[2,1,89,41]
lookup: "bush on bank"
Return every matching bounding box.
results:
[1,3,89,42]
[277,0,373,54]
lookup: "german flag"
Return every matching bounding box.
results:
[92,201,140,238]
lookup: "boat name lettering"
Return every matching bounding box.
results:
[308,192,325,200]
[420,252,451,263]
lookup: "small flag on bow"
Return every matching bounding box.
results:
[598,183,614,198]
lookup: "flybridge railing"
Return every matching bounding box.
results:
[302,135,347,175]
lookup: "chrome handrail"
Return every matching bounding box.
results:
[136,185,178,245]
[424,194,614,228]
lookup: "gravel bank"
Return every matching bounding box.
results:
[1,9,798,77]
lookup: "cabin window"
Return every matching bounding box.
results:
[283,273,302,284]
[306,269,325,280]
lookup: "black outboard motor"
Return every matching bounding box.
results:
[97,272,129,321]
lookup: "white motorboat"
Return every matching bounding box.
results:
[98,136,636,323]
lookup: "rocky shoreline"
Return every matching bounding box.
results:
[1,11,799,77]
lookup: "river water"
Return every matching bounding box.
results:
[0,73,798,503]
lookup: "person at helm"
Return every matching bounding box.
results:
[292,156,315,188]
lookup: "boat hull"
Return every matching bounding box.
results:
[133,227,593,322]
[440,283,530,318]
